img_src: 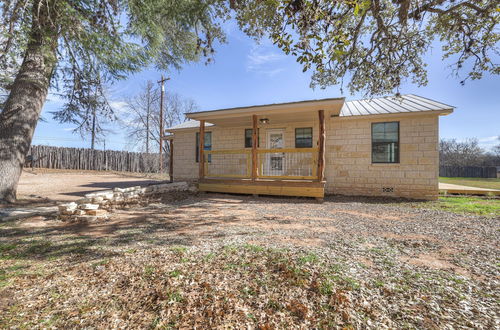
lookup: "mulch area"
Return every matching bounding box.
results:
[0,193,498,328]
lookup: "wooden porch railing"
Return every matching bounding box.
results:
[203,147,318,180]
[198,109,326,182]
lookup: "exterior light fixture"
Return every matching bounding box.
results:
[259,118,269,124]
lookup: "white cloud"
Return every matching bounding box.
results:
[246,43,286,77]
[62,127,75,131]
[478,135,500,151]
[479,135,499,143]
[247,52,283,68]
[109,100,129,114]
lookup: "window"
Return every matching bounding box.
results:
[195,132,212,162]
[372,122,399,163]
[244,129,259,148]
[295,127,313,148]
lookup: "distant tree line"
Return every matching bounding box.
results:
[440,137,500,167]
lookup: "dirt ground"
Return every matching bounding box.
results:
[1,172,498,327]
[7,192,495,275]
[15,168,163,202]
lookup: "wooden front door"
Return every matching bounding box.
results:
[264,129,285,176]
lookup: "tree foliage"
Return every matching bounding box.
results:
[234,0,500,95]
[440,137,500,167]
[0,0,228,111]
[51,72,114,148]
[0,0,230,202]
[1,0,498,104]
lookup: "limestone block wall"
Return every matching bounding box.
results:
[172,113,440,200]
[324,114,440,200]
[171,130,202,181]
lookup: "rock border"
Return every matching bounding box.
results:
[57,182,196,222]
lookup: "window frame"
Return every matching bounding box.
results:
[195,131,212,163]
[295,127,313,148]
[244,128,260,148]
[371,121,400,164]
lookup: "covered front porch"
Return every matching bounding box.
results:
[185,98,344,198]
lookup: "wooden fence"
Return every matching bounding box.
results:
[26,145,168,173]
[439,166,498,178]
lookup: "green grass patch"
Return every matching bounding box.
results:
[436,196,500,216]
[0,243,18,255]
[0,264,28,287]
[166,289,184,303]
[406,195,500,217]
[169,246,188,255]
[298,252,320,265]
[327,274,361,290]
[143,265,156,278]
[168,269,182,278]
[243,243,264,253]
[439,177,500,190]
[91,259,110,268]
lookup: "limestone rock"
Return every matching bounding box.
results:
[92,196,104,203]
[85,209,108,216]
[79,203,99,210]
[58,202,77,212]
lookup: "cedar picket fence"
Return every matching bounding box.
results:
[27,145,167,173]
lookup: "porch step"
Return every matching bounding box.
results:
[198,179,325,198]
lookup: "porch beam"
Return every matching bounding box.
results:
[251,115,258,180]
[199,120,205,179]
[317,110,325,181]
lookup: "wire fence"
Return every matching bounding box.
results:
[203,148,318,180]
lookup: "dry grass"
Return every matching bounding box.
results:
[1,193,498,328]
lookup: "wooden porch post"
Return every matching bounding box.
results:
[252,115,258,181]
[317,110,325,182]
[199,120,205,179]
[169,138,174,183]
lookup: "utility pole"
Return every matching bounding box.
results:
[157,75,170,172]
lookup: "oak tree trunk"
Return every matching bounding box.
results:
[0,2,58,203]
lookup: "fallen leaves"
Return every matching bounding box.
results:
[2,243,498,329]
[1,193,498,328]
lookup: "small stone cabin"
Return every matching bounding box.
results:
[165,94,453,200]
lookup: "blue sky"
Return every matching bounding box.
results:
[34,21,500,151]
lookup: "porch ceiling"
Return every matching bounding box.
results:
[186,98,345,127]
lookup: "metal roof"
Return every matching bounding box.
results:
[166,120,214,131]
[340,94,454,117]
[166,94,454,130]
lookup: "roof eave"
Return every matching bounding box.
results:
[186,98,345,121]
